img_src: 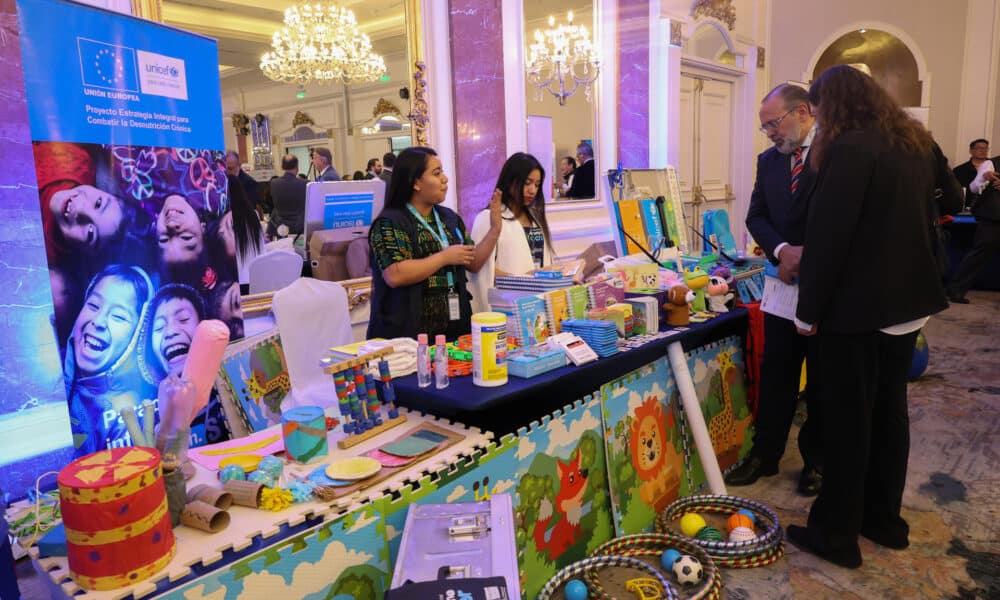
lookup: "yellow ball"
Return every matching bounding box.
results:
[726,513,755,533]
[680,512,707,537]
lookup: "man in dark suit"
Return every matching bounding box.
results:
[365,157,382,180]
[727,83,822,496]
[565,142,595,198]
[225,150,262,216]
[267,154,307,239]
[311,147,340,181]
[952,139,992,200]
[379,151,394,186]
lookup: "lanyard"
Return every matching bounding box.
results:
[407,203,451,249]
[407,203,457,289]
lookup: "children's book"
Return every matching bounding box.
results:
[215,331,292,435]
[515,295,549,345]
[543,289,570,334]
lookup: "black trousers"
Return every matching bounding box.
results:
[947,220,1000,297]
[752,313,821,467]
[806,330,918,551]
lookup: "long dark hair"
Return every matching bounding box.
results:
[808,65,933,168]
[494,152,551,245]
[381,146,438,212]
[226,174,262,257]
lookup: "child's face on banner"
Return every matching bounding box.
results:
[157,194,204,264]
[49,184,123,254]
[72,275,139,375]
[151,296,199,375]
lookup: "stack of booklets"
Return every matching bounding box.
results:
[542,288,570,334]
[489,290,550,346]
[587,277,626,310]
[562,319,619,357]
[495,273,574,293]
[625,296,660,334]
[566,284,590,318]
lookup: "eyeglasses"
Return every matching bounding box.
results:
[759,108,796,134]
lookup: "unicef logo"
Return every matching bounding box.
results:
[169,66,179,77]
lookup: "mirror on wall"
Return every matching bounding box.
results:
[164,0,415,284]
[523,0,598,204]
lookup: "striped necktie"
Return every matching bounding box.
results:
[790,147,805,194]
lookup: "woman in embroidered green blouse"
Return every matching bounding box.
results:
[367,147,501,339]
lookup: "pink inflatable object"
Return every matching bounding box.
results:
[181,319,230,420]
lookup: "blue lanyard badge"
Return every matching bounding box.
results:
[407,203,457,289]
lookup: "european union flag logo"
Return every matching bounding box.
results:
[78,38,138,91]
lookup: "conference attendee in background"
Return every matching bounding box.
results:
[786,65,949,569]
[952,139,993,200]
[946,155,1000,304]
[268,154,307,239]
[66,264,153,456]
[312,147,341,181]
[558,156,576,198]
[214,174,264,293]
[468,152,555,312]
[352,170,366,182]
[367,146,501,339]
[565,142,595,198]
[224,150,261,216]
[729,83,822,496]
[379,151,395,186]
[366,158,382,179]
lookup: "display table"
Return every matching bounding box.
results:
[395,308,749,435]
[30,408,491,600]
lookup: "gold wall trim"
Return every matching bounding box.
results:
[404,0,429,146]
[691,0,735,31]
[131,0,162,22]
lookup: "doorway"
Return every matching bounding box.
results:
[678,73,734,250]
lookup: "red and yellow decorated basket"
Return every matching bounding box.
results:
[57,447,176,591]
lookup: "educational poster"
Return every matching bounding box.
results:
[160,504,389,600]
[683,336,755,490]
[383,397,614,599]
[16,0,237,457]
[600,357,686,535]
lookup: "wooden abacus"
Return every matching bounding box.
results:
[320,346,407,449]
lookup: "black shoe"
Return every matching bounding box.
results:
[860,522,909,549]
[724,456,779,486]
[786,524,862,569]
[797,465,823,496]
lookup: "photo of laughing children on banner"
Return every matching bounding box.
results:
[34,141,243,456]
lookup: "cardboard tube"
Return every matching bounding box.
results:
[667,341,727,495]
[180,500,230,533]
[223,480,263,508]
[186,484,233,510]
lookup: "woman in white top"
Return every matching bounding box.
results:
[468,152,555,312]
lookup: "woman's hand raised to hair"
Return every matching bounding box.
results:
[488,188,503,232]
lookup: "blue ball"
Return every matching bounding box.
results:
[909,331,929,381]
[565,579,588,600]
[736,509,756,524]
[661,548,682,570]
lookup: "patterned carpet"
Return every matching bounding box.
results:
[723,290,1000,599]
[13,293,999,599]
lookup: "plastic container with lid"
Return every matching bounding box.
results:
[471,312,508,387]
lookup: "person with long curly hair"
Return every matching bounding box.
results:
[785,65,949,568]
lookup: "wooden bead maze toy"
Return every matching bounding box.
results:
[321,346,407,449]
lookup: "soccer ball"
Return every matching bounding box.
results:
[672,554,704,585]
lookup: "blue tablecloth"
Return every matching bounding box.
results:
[394,308,749,435]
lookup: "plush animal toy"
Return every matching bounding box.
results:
[706,275,734,312]
[684,267,710,312]
[663,284,694,327]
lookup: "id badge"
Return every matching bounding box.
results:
[447,290,461,321]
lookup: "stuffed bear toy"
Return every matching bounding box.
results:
[663,284,695,327]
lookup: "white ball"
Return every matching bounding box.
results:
[672,554,704,585]
[729,526,757,543]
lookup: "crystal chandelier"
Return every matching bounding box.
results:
[260,2,387,85]
[527,11,600,106]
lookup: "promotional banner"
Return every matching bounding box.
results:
[16,0,238,459]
